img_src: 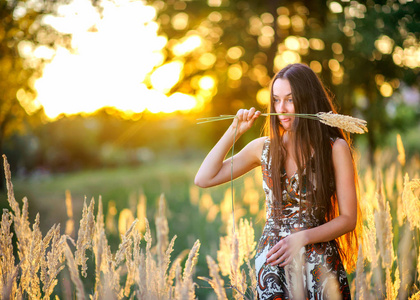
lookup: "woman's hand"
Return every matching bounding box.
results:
[231,107,261,136]
[266,231,307,267]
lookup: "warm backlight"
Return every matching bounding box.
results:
[33,0,199,119]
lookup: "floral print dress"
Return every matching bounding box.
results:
[255,138,351,300]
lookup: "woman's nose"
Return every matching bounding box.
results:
[278,100,286,112]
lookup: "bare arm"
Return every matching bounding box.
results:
[194,108,264,188]
[266,138,358,266]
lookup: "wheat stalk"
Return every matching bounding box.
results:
[64,242,86,300]
[402,174,420,230]
[75,197,95,277]
[198,111,368,134]
[199,255,228,300]
[316,111,368,133]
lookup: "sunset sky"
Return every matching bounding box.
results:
[34,0,201,119]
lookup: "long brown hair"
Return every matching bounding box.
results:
[264,63,361,272]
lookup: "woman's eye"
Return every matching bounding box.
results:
[287,98,293,102]
[273,98,279,102]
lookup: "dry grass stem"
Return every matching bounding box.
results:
[2,137,419,300]
[115,219,138,265]
[355,244,368,299]
[410,291,420,300]
[2,259,23,300]
[385,266,400,300]
[64,243,85,300]
[167,249,189,287]
[316,111,368,134]
[156,194,169,270]
[374,172,394,269]
[198,112,368,134]
[178,239,201,299]
[75,197,95,277]
[2,155,20,218]
[402,174,420,230]
[201,255,228,300]
[42,232,66,298]
[0,210,17,299]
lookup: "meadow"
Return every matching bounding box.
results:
[1,137,420,299]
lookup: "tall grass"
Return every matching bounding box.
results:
[1,155,201,299]
[1,136,420,299]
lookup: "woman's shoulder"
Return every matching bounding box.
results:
[248,136,269,150]
[331,137,349,148]
[331,138,351,160]
[244,136,269,164]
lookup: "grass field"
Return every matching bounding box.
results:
[2,158,201,232]
[0,156,266,299]
[1,142,420,299]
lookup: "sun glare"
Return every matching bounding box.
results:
[150,61,184,93]
[34,0,201,119]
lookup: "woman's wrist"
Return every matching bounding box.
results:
[299,230,310,246]
[227,123,244,140]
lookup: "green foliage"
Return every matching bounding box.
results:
[0,0,71,139]
[0,0,75,190]
[147,0,420,161]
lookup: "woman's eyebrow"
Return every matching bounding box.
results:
[273,92,292,98]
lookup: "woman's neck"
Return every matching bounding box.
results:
[284,131,296,159]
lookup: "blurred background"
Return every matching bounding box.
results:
[1,0,419,298]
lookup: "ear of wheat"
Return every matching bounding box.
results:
[198,111,368,134]
[316,112,368,134]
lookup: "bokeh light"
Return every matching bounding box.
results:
[309,38,325,51]
[285,36,300,51]
[228,64,243,80]
[256,88,270,106]
[171,12,189,30]
[380,82,393,97]
[172,35,202,56]
[329,2,343,13]
[310,61,322,73]
[198,76,216,90]
[375,35,394,55]
[227,46,244,61]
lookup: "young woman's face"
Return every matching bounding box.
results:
[273,78,295,131]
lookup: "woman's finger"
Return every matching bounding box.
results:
[267,239,284,257]
[272,254,288,266]
[279,256,293,267]
[237,109,244,119]
[278,260,288,267]
[271,253,287,266]
[248,107,256,120]
[243,109,251,120]
[267,248,286,263]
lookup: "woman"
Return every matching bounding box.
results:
[195,63,360,299]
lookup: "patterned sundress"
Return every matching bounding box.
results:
[255,138,351,299]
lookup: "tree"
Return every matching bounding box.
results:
[322,0,420,163]
[146,0,420,159]
[0,0,71,189]
[144,0,334,145]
